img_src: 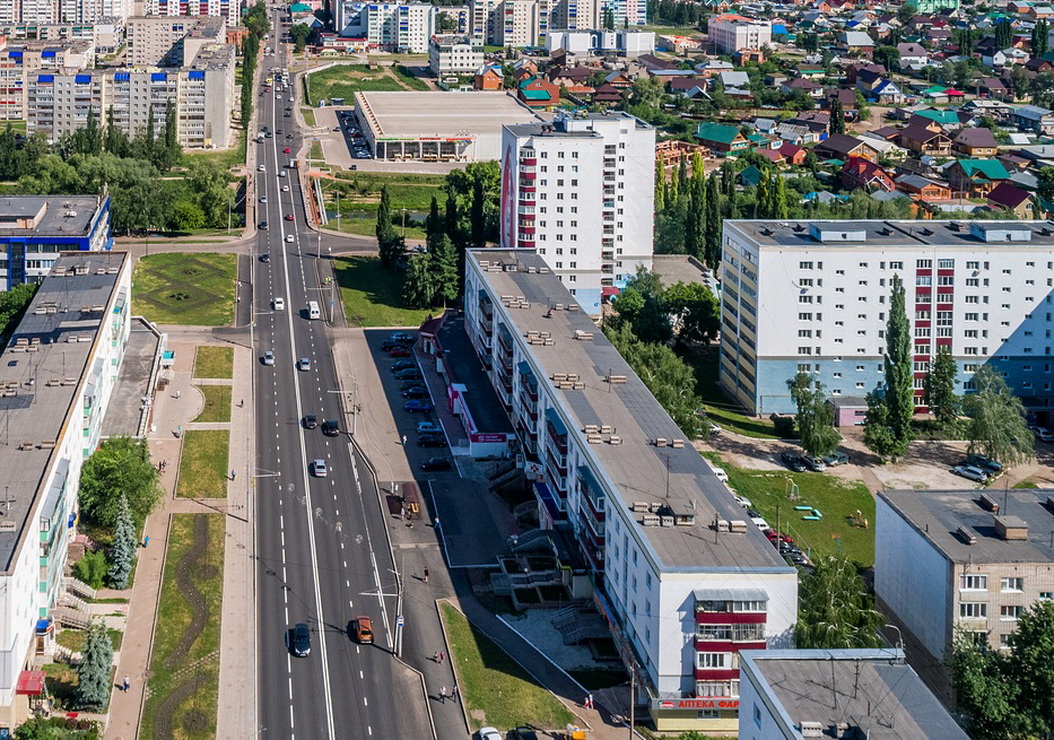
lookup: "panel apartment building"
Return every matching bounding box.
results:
[126,14,226,67]
[0,37,95,123]
[720,220,1054,417]
[0,0,132,24]
[335,2,437,52]
[499,112,655,315]
[707,14,771,54]
[0,250,130,730]
[464,249,798,735]
[145,0,239,26]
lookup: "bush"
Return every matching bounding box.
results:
[73,550,108,589]
[770,413,796,438]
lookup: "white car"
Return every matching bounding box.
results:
[311,459,327,477]
[279,171,287,178]
[712,467,729,482]
[259,195,267,203]
[478,729,502,740]
[257,164,265,172]
[285,234,294,243]
[298,357,311,371]
[273,297,285,310]
[750,516,771,533]
[282,184,290,192]
[1029,425,1054,442]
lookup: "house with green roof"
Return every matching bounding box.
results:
[694,122,748,154]
[947,159,1010,197]
[517,76,559,109]
[912,109,962,127]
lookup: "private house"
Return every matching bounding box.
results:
[667,78,708,98]
[838,30,875,58]
[592,84,624,105]
[474,65,503,90]
[840,156,895,191]
[604,71,634,89]
[1011,104,1054,134]
[815,133,880,162]
[897,122,953,156]
[548,66,593,89]
[695,122,749,154]
[781,77,824,99]
[987,182,1035,216]
[778,142,808,165]
[871,79,907,104]
[946,158,1011,196]
[518,77,559,109]
[953,127,999,157]
[896,173,952,200]
[896,42,930,70]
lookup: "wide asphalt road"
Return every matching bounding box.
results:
[253,20,426,739]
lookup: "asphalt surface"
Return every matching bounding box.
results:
[253,24,427,740]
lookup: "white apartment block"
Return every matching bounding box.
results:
[0,250,130,730]
[26,45,235,148]
[720,220,1054,417]
[464,249,798,735]
[127,14,226,67]
[0,38,96,123]
[468,0,501,42]
[546,28,654,56]
[499,112,655,315]
[550,0,601,31]
[498,0,539,47]
[428,34,484,75]
[2,0,132,23]
[604,0,646,28]
[876,488,1054,703]
[336,2,436,52]
[145,0,239,26]
[708,13,772,54]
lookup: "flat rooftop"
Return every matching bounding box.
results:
[469,249,789,571]
[652,254,709,289]
[0,252,127,572]
[879,488,1054,564]
[724,219,1054,249]
[742,649,969,740]
[0,196,101,238]
[356,91,541,139]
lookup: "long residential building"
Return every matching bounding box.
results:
[0,37,96,123]
[25,44,235,148]
[428,33,484,75]
[499,112,655,315]
[0,21,123,53]
[708,14,772,54]
[126,14,226,67]
[335,2,437,52]
[720,219,1054,418]
[0,0,132,24]
[144,0,239,26]
[464,248,798,735]
[0,250,130,730]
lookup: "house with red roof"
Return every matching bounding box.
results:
[778,142,807,166]
[987,182,1035,217]
[840,156,895,191]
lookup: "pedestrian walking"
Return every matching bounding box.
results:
[142,535,150,548]
[402,434,407,446]
[231,468,237,481]
[439,685,447,702]
[123,675,130,693]
[452,683,459,699]
[423,568,429,584]
[433,651,440,663]
[439,650,445,664]
[175,390,181,400]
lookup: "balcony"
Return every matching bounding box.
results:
[520,171,536,181]
[518,205,536,215]
[520,165,536,174]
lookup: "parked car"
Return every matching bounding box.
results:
[965,454,1002,474]
[417,433,446,448]
[380,340,401,351]
[351,616,373,644]
[388,346,411,357]
[405,399,433,413]
[511,727,540,740]
[302,414,317,429]
[287,622,310,657]
[421,457,452,471]
[707,422,722,435]
[1030,425,1054,442]
[952,464,988,483]
[391,360,416,371]
[802,456,827,472]
[750,516,771,532]
[311,459,328,477]
[478,729,503,740]
[711,467,729,482]
[823,451,850,467]
[388,331,414,344]
[780,451,807,472]
[417,421,441,435]
[733,494,752,509]
[402,386,429,399]
[321,419,340,436]
[262,350,275,366]
[394,369,421,381]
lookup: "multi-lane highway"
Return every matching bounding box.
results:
[252,21,423,739]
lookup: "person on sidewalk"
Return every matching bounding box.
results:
[439,650,445,664]
[142,535,150,548]
[123,676,130,693]
[438,686,447,703]
[423,568,429,584]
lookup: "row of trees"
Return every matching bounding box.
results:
[241,1,270,127]
[403,197,459,308]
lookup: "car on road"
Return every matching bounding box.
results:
[1030,425,1054,442]
[402,386,428,399]
[283,146,291,153]
[952,464,989,483]
[965,454,1002,474]
[421,457,452,471]
[802,456,827,472]
[780,450,807,472]
[511,728,540,740]
[405,399,433,413]
[260,195,268,203]
[259,220,268,230]
[478,729,503,740]
[351,616,374,644]
[257,164,265,172]
[417,433,445,447]
[417,421,441,434]
[388,346,411,357]
[823,451,850,467]
[297,357,311,371]
[302,414,317,429]
[285,213,294,221]
[285,234,294,243]
[260,253,270,262]
[287,623,310,657]
[273,297,285,310]
[282,184,290,191]
[279,171,287,178]
[311,458,327,477]
[321,419,340,436]
[262,350,275,366]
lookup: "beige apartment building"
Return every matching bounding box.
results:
[0,37,95,122]
[126,14,226,67]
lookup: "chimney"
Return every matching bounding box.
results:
[994,515,1028,541]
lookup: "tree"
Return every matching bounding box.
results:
[996,18,1013,50]
[704,171,721,268]
[828,96,846,135]
[403,252,435,308]
[425,195,441,239]
[1038,166,1054,205]
[862,389,898,460]
[770,170,789,219]
[375,186,401,268]
[609,267,672,344]
[76,622,114,710]
[873,45,901,71]
[1008,601,1054,736]
[872,274,914,460]
[470,176,485,246]
[787,374,842,457]
[924,348,959,425]
[796,555,884,649]
[896,0,917,24]
[665,281,719,347]
[290,23,312,52]
[603,5,615,29]
[963,365,1035,467]
[428,232,460,305]
[1034,19,1050,58]
[79,437,161,529]
[0,283,38,340]
[107,495,136,589]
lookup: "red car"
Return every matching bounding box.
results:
[283,147,291,154]
[285,214,294,221]
[388,346,411,357]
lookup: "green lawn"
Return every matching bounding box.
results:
[177,430,230,498]
[55,627,124,653]
[133,253,237,326]
[393,65,431,91]
[194,346,234,379]
[305,64,409,105]
[1,119,26,133]
[323,171,444,240]
[441,603,577,732]
[704,453,876,566]
[644,25,703,36]
[141,514,224,740]
[692,350,781,439]
[333,256,443,327]
[193,385,232,423]
[308,140,323,161]
[301,107,316,127]
[182,129,246,171]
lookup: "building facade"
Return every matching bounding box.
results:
[545,28,654,56]
[498,0,540,47]
[464,249,798,735]
[428,33,484,75]
[550,0,601,31]
[720,219,1054,416]
[708,14,771,54]
[499,113,655,315]
[0,0,132,24]
[144,0,239,26]
[0,250,130,730]
[126,14,226,67]
[0,37,95,122]
[336,2,437,52]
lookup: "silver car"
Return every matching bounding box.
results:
[952,465,988,483]
[311,459,327,477]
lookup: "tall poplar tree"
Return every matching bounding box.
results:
[704,171,721,268]
[865,274,914,460]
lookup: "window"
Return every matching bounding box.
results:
[966,261,979,269]
[961,574,988,591]
[917,259,932,268]
[753,704,762,729]
[1039,592,1054,600]
[1001,577,1024,592]
[697,653,727,669]
[960,602,988,619]
[1001,605,1023,621]
[938,258,954,269]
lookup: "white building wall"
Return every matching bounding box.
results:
[708,15,771,54]
[498,0,538,47]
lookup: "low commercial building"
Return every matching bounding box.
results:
[545,28,654,56]
[465,249,798,735]
[126,14,226,67]
[720,219,1054,417]
[0,196,113,288]
[353,89,541,161]
[428,34,485,76]
[708,14,771,55]
[738,649,968,740]
[876,488,1054,700]
[0,250,131,730]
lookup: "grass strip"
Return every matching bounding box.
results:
[176,430,230,498]
[194,346,234,379]
[193,385,232,423]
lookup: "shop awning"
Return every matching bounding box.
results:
[16,671,45,695]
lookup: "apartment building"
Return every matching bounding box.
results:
[720,219,1054,416]
[708,14,772,54]
[0,21,123,54]
[440,5,472,34]
[549,0,602,31]
[127,14,226,67]
[1,0,132,23]
[428,34,484,75]
[499,0,540,46]
[464,249,798,735]
[468,0,501,42]
[0,250,130,731]
[499,112,655,315]
[336,2,437,52]
[876,488,1054,701]
[604,0,646,28]
[0,196,112,288]
[546,28,654,56]
[0,37,95,122]
[26,45,235,148]
[145,0,239,26]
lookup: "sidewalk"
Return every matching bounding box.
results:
[105,334,255,740]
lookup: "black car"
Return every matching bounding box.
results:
[511,728,540,740]
[391,360,416,371]
[780,451,807,472]
[418,433,446,448]
[287,622,311,657]
[402,386,429,399]
[420,457,452,471]
[259,220,268,229]
[321,419,340,436]
[302,414,318,429]
[394,369,421,381]
[380,340,400,351]
[260,253,270,263]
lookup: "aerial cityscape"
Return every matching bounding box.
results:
[0,0,1051,738]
